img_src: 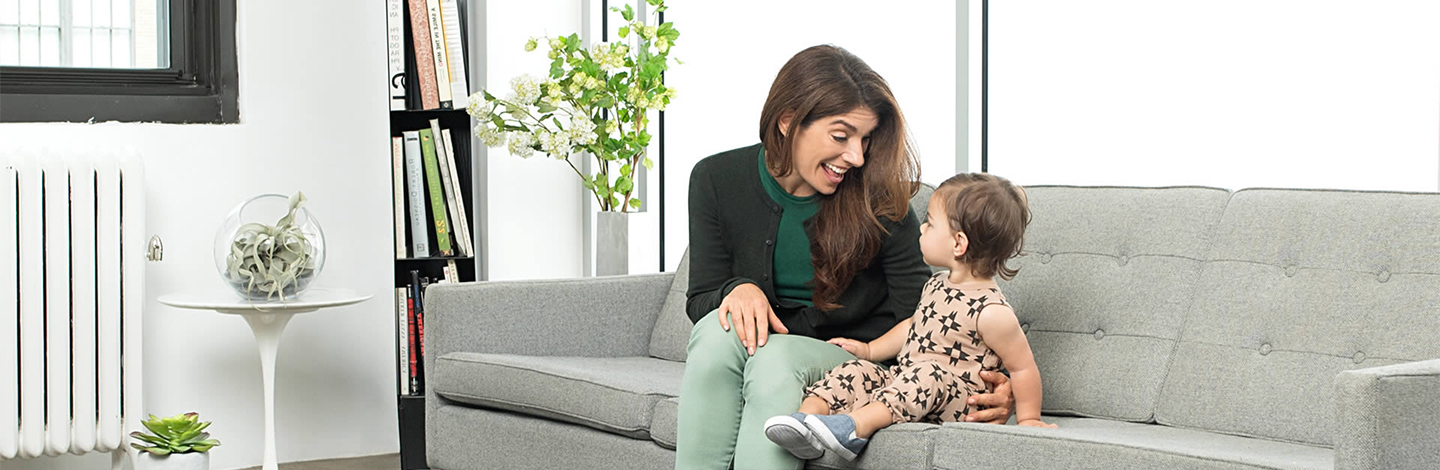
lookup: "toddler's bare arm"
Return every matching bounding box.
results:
[977,305,1055,428]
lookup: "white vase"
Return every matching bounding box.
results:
[596,211,629,276]
[135,452,210,470]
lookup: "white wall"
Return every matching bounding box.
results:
[1,1,397,469]
[985,0,1440,192]
[482,0,586,281]
[660,0,958,270]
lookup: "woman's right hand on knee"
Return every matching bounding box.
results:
[719,283,789,356]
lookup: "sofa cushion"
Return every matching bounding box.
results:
[997,186,1230,422]
[433,353,685,439]
[1157,188,1440,446]
[649,250,693,362]
[650,397,936,469]
[807,422,936,470]
[932,417,1332,470]
[648,397,680,449]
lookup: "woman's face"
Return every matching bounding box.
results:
[777,107,879,197]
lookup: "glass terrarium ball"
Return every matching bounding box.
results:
[213,193,326,301]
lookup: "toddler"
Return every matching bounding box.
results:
[764,173,1054,461]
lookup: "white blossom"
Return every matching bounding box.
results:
[510,74,542,104]
[507,131,537,158]
[569,116,598,145]
[476,125,506,148]
[537,129,573,159]
[466,93,491,119]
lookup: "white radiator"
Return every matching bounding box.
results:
[2,148,145,466]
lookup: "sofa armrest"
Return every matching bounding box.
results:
[1334,358,1440,470]
[425,273,675,360]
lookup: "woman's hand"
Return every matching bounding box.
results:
[827,338,871,362]
[718,283,788,355]
[964,370,1016,424]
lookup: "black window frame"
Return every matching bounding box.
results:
[0,0,238,124]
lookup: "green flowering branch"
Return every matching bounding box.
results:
[467,0,678,212]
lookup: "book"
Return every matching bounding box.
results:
[406,0,440,110]
[403,131,431,257]
[391,136,407,259]
[419,128,454,256]
[424,0,453,108]
[386,0,406,110]
[440,129,473,257]
[413,272,428,394]
[407,276,420,395]
[439,0,469,109]
[444,259,459,283]
[430,120,471,257]
[396,287,409,394]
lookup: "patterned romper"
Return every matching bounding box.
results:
[805,272,1009,424]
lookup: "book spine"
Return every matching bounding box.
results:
[424,0,453,108]
[419,128,454,256]
[392,136,407,259]
[396,287,409,395]
[406,0,440,110]
[386,0,407,110]
[430,121,470,258]
[439,0,469,109]
[414,273,428,394]
[444,259,459,283]
[439,129,473,257]
[406,284,419,395]
[403,131,431,257]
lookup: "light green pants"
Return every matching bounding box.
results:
[674,309,856,470]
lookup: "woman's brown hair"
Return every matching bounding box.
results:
[759,45,921,310]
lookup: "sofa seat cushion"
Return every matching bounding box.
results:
[433,353,685,439]
[650,398,938,470]
[932,417,1332,470]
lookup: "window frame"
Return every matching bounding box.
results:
[0,0,238,124]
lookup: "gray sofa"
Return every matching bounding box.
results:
[424,185,1440,470]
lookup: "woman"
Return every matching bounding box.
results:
[676,45,1015,469]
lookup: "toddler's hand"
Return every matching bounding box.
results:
[1017,419,1057,429]
[827,337,871,361]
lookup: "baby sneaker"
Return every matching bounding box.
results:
[763,413,824,460]
[803,413,869,461]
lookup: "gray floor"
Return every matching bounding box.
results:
[236,454,398,470]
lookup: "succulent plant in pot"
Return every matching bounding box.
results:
[131,412,220,470]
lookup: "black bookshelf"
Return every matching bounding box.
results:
[389,1,481,469]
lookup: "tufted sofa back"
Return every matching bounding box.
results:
[997,186,1231,422]
[1154,189,1440,446]
[999,186,1440,446]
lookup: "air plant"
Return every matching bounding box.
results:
[225,192,316,300]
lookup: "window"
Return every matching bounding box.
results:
[0,0,236,123]
[1,0,166,68]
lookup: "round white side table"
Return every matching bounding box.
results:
[158,287,371,470]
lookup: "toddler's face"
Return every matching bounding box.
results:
[919,197,960,267]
